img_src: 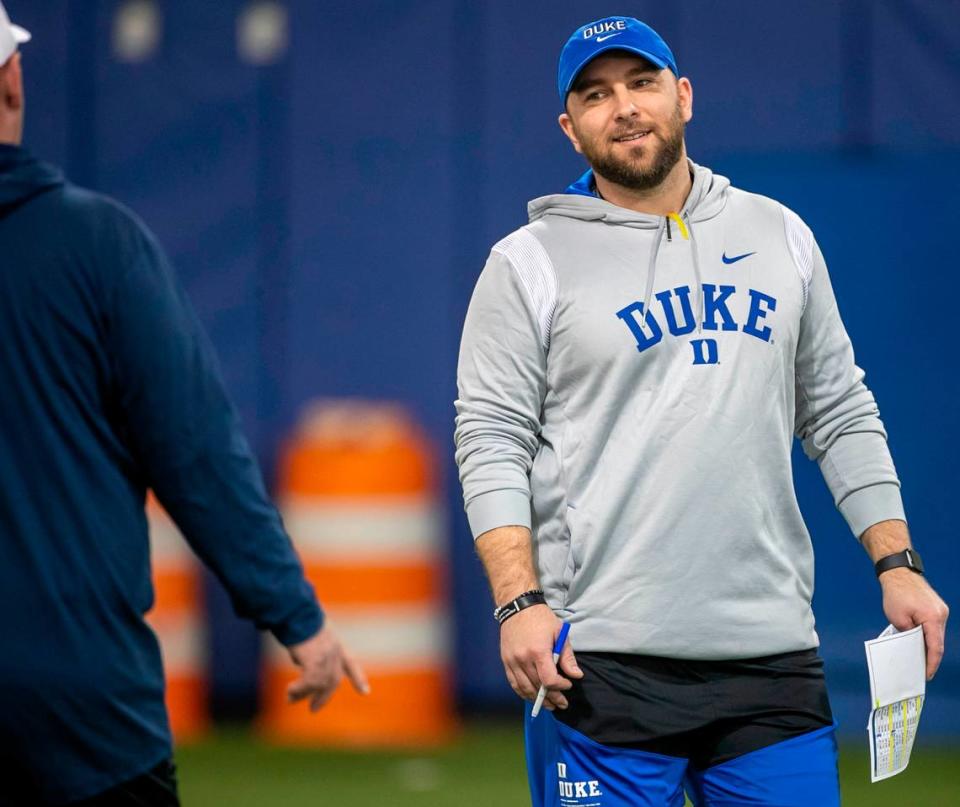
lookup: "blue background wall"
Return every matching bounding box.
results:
[13,0,959,733]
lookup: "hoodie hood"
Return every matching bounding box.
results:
[0,144,64,217]
[527,159,730,225]
[527,160,731,336]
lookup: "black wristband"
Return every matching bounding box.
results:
[875,548,924,578]
[493,589,546,625]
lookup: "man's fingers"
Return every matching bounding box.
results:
[523,653,572,710]
[515,666,540,700]
[888,612,915,633]
[284,628,372,712]
[288,674,339,708]
[558,644,583,679]
[507,660,540,700]
[534,654,571,692]
[498,607,575,704]
[309,688,336,713]
[286,676,312,703]
[286,665,340,706]
[546,690,569,710]
[921,617,946,680]
[343,651,371,695]
[503,658,536,699]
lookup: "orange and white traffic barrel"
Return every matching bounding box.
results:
[145,494,209,741]
[258,401,457,746]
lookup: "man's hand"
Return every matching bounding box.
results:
[861,520,949,681]
[880,568,949,680]
[500,604,582,711]
[473,525,583,709]
[286,626,370,712]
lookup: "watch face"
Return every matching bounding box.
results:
[907,549,924,573]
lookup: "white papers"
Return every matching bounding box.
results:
[864,625,926,782]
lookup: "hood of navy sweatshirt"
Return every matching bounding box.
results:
[0,144,65,217]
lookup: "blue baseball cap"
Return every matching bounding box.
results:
[558,16,678,101]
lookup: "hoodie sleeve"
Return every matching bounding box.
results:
[787,208,906,540]
[107,214,322,646]
[455,230,555,539]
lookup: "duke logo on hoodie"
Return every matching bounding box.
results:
[615,283,777,364]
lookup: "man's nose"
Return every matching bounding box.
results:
[612,85,639,119]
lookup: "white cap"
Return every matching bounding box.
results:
[0,2,30,66]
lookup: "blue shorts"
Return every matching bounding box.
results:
[525,707,840,807]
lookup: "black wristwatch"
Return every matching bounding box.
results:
[874,548,924,578]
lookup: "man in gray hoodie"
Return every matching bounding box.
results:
[455,15,948,807]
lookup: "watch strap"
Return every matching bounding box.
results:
[875,548,924,578]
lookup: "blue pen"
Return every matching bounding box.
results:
[531,622,571,718]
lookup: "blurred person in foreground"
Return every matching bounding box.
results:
[455,15,948,807]
[0,7,367,806]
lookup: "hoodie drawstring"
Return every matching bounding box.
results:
[684,213,705,334]
[637,218,666,335]
[639,212,704,335]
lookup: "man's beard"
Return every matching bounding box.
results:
[580,104,685,192]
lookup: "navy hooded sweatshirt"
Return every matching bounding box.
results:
[0,145,322,804]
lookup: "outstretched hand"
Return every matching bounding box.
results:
[286,626,370,712]
[880,568,949,680]
[499,604,583,711]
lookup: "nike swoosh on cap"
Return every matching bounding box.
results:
[596,33,623,42]
[721,251,756,264]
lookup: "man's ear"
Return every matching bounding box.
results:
[0,53,24,113]
[677,76,693,124]
[558,111,583,155]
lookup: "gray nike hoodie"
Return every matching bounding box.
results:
[454,161,905,659]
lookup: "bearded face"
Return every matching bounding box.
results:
[560,53,692,195]
[573,100,686,192]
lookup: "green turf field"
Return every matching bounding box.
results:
[176,722,959,805]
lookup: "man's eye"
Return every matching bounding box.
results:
[586,91,604,102]
[633,79,651,88]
